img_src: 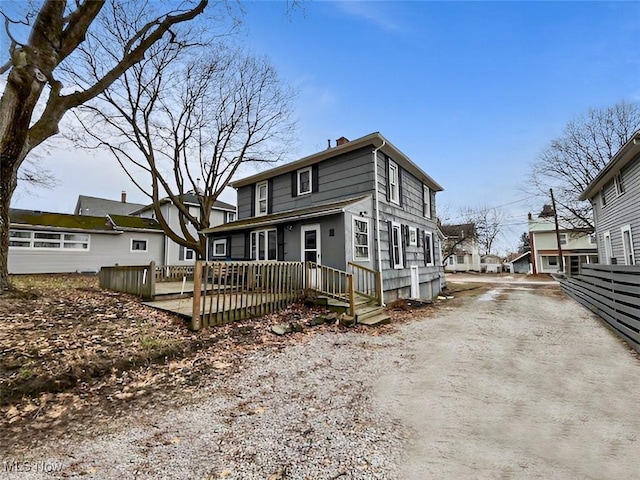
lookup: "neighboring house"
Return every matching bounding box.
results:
[130,193,237,265]
[74,192,145,216]
[441,223,481,272]
[8,209,164,274]
[203,132,445,302]
[509,251,531,274]
[480,254,502,273]
[528,205,597,274]
[579,131,640,266]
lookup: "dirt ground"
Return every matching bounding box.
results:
[377,280,640,478]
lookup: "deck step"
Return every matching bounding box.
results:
[357,312,391,327]
[355,305,385,322]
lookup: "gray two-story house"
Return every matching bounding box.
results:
[203,132,445,302]
[579,130,640,265]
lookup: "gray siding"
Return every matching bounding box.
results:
[592,155,640,265]
[237,147,375,219]
[8,231,164,274]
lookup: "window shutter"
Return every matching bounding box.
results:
[312,164,319,193]
[267,179,274,214]
[388,221,394,268]
[423,232,428,266]
[277,226,285,261]
[385,156,390,202]
[401,225,407,267]
[178,245,185,261]
[291,172,298,198]
[226,237,231,260]
[403,224,409,246]
[250,185,256,217]
[244,232,251,260]
[398,168,404,207]
[417,228,422,248]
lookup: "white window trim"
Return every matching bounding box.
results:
[226,211,236,223]
[600,188,607,208]
[130,239,148,253]
[9,229,91,251]
[391,221,403,269]
[251,228,278,261]
[297,167,312,196]
[352,217,370,261]
[559,233,568,246]
[423,184,431,219]
[424,231,434,266]
[256,181,268,216]
[621,224,635,266]
[603,230,612,265]
[212,239,227,257]
[408,226,417,246]
[388,159,400,205]
[614,173,625,197]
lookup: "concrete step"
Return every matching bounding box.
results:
[357,312,391,327]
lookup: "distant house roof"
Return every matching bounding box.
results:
[130,193,236,215]
[580,130,640,201]
[203,196,370,234]
[510,251,531,264]
[10,209,163,233]
[74,195,145,216]
[440,223,476,239]
[229,132,444,193]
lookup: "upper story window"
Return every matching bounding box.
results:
[615,172,625,196]
[297,167,312,196]
[226,211,236,223]
[600,186,607,208]
[559,233,568,246]
[388,160,399,205]
[256,181,268,216]
[423,185,431,218]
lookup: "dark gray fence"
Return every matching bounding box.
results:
[559,264,640,352]
[98,262,156,300]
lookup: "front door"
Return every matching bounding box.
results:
[301,224,321,264]
[302,224,321,289]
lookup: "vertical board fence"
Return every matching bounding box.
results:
[155,265,195,282]
[191,261,305,330]
[559,264,640,352]
[98,262,156,300]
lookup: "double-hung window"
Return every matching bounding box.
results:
[621,225,635,265]
[615,173,626,196]
[408,226,417,246]
[353,218,370,261]
[424,231,434,266]
[251,229,277,260]
[297,167,312,196]
[423,185,431,218]
[390,222,403,269]
[559,233,568,246]
[256,181,268,216]
[388,160,399,205]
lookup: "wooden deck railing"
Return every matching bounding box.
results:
[191,261,305,330]
[99,262,156,300]
[305,261,355,317]
[348,262,382,304]
[156,265,194,282]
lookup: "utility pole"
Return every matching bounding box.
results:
[549,188,565,273]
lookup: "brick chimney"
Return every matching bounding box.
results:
[336,136,349,146]
[121,191,127,203]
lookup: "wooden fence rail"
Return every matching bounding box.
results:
[98,262,156,300]
[191,261,305,330]
[559,264,640,352]
[305,261,355,316]
[155,265,194,282]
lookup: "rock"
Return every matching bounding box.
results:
[437,296,447,300]
[325,312,338,323]
[271,324,292,336]
[307,316,325,327]
[289,322,303,333]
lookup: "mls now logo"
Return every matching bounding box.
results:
[3,459,63,474]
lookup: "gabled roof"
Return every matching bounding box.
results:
[229,132,444,192]
[75,195,145,216]
[203,196,370,234]
[510,251,531,264]
[579,130,640,200]
[130,194,236,215]
[440,223,476,239]
[9,209,163,233]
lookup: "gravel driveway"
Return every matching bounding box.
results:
[6,283,639,479]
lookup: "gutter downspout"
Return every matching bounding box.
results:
[372,140,386,306]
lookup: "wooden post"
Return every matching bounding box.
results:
[348,274,356,319]
[190,260,203,331]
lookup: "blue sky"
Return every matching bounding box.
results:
[9,1,640,252]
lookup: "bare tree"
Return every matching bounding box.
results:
[0,0,211,290]
[440,223,477,267]
[525,100,640,228]
[75,40,295,258]
[460,205,504,256]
